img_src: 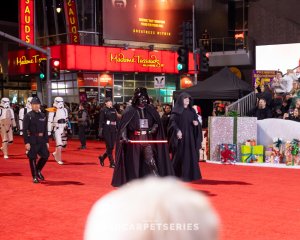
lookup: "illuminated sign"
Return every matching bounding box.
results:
[8,45,194,75]
[110,53,164,68]
[19,0,35,44]
[64,0,80,44]
[15,55,46,66]
[103,0,193,44]
[99,74,113,87]
[180,76,193,89]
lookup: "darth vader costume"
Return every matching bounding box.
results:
[168,92,202,181]
[111,87,174,187]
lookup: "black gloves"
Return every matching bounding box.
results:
[149,124,158,135]
[120,130,128,143]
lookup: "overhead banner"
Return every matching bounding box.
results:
[19,0,35,44]
[64,0,80,44]
[103,0,193,44]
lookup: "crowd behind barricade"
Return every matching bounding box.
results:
[250,69,300,121]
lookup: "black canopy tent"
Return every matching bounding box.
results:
[173,67,253,100]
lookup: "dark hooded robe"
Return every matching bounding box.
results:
[168,92,202,181]
[111,99,174,187]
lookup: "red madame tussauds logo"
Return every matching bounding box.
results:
[110,53,164,68]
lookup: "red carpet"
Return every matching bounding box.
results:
[0,136,299,240]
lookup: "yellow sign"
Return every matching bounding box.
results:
[15,55,46,66]
[110,53,164,68]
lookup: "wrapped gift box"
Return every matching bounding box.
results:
[219,144,237,163]
[241,145,264,163]
[209,117,257,161]
[285,140,300,166]
[265,150,273,163]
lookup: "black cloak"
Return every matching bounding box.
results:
[168,92,202,181]
[111,105,174,187]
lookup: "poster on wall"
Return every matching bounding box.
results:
[103,0,193,44]
[79,87,99,103]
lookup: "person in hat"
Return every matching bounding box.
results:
[23,97,50,183]
[98,97,117,168]
[111,87,174,187]
[0,97,17,159]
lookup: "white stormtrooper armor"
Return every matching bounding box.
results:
[0,98,16,159]
[48,97,69,165]
[19,97,33,135]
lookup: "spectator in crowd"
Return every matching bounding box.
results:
[77,103,89,149]
[290,80,300,97]
[84,177,220,240]
[212,102,226,116]
[272,98,290,119]
[161,104,172,137]
[193,105,203,125]
[250,98,272,120]
[156,104,164,118]
[283,108,300,122]
[283,69,299,93]
[271,71,285,95]
[256,84,273,107]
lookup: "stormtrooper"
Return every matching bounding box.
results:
[19,97,33,135]
[0,98,16,159]
[48,97,69,165]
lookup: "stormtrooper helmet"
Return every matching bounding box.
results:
[53,97,64,109]
[26,97,33,109]
[1,98,10,109]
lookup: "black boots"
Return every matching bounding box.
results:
[109,155,116,168]
[98,153,107,167]
[30,158,47,183]
[98,153,115,168]
[37,171,45,180]
[29,159,39,183]
[33,177,39,183]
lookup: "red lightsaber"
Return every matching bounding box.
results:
[128,140,168,144]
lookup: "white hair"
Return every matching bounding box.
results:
[84,177,219,240]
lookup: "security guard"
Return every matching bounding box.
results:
[23,97,50,183]
[98,97,117,168]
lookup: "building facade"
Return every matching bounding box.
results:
[8,0,195,105]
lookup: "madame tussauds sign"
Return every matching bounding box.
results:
[110,53,164,68]
[19,0,35,44]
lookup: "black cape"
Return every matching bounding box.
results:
[168,92,202,181]
[111,105,174,187]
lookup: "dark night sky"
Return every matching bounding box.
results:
[1,0,18,22]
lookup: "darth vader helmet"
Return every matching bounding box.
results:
[132,87,150,107]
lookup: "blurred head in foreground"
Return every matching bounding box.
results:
[84,177,220,240]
